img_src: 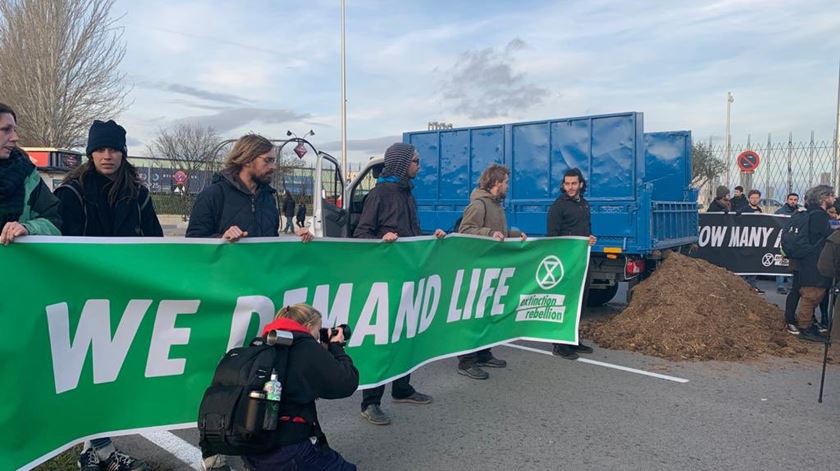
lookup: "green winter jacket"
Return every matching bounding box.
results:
[19,168,61,236]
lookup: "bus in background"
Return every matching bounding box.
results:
[22,147,83,190]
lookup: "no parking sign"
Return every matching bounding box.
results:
[736,150,761,173]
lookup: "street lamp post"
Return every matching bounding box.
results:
[725,91,734,188]
[340,0,348,179]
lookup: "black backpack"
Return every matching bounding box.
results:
[198,335,295,456]
[452,199,487,233]
[781,211,818,259]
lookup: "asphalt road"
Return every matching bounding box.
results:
[91,279,840,470]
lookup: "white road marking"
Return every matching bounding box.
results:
[139,430,203,470]
[503,343,690,383]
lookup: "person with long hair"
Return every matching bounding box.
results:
[54,120,154,470]
[0,102,61,244]
[186,133,312,242]
[55,120,163,237]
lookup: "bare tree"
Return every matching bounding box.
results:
[0,0,128,147]
[148,123,222,218]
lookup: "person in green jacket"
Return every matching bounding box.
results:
[0,103,61,244]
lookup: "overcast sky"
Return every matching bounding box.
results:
[114,0,840,162]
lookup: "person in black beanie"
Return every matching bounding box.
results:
[706,185,731,212]
[353,142,445,425]
[0,102,61,244]
[55,120,162,238]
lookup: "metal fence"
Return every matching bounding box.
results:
[705,133,839,201]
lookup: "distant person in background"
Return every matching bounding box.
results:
[775,193,800,294]
[706,185,731,212]
[296,199,306,228]
[739,189,763,293]
[731,185,747,211]
[282,191,296,233]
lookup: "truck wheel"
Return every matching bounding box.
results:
[587,283,619,307]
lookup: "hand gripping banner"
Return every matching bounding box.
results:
[0,235,589,469]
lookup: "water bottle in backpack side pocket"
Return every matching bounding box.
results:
[262,369,282,430]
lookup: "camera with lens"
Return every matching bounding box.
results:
[319,324,352,344]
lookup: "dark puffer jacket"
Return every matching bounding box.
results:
[353,181,421,238]
[186,170,279,238]
[796,206,832,288]
[55,168,162,237]
[546,193,591,237]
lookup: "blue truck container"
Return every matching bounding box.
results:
[338,112,698,305]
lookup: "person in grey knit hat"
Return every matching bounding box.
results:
[352,142,445,426]
[706,185,730,212]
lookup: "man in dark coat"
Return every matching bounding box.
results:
[774,193,800,294]
[546,168,596,360]
[353,142,444,426]
[730,185,748,211]
[706,185,731,212]
[282,191,296,233]
[187,134,311,242]
[784,185,835,341]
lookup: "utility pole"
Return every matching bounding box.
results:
[725,91,734,188]
[834,60,840,190]
[340,0,348,179]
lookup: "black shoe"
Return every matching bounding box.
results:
[392,391,433,404]
[800,327,827,343]
[457,365,489,380]
[777,287,789,295]
[552,344,579,360]
[813,321,829,334]
[476,356,507,368]
[573,342,594,354]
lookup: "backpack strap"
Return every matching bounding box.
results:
[57,182,88,236]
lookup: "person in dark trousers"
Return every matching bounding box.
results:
[706,185,731,212]
[775,193,800,294]
[737,189,764,292]
[282,191,296,233]
[353,142,445,425]
[0,103,61,244]
[56,120,163,238]
[296,199,306,228]
[187,134,312,242]
[53,120,152,471]
[455,164,527,380]
[730,185,748,211]
[784,185,835,341]
[546,168,597,360]
[239,304,358,471]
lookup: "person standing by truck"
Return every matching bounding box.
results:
[353,142,444,425]
[546,168,596,360]
[455,163,526,380]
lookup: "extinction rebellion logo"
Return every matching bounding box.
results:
[515,256,568,323]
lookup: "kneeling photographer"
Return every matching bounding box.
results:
[250,304,358,470]
[201,303,358,470]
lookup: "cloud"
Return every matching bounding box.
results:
[172,107,311,133]
[319,135,401,155]
[136,80,252,106]
[438,38,549,119]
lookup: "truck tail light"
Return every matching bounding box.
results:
[625,258,645,278]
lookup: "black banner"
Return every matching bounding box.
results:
[696,212,791,276]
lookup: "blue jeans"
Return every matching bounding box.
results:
[284,216,295,233]
[244,440,355,471]
[776,276,787,289]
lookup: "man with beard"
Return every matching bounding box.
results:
[455,163,526,380]
[353,142,445,426]
[0,102,61,244]
[187,134,312,242]
[775,193,800,294]
[546,168,597,360]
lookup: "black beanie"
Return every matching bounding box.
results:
[381,143,416,179]
[86,120,127,157]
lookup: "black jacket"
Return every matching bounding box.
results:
[186,170,279,238]
[546,193,591,237]
[353,181,421,238]
[275,333,358,445]
[55,169,163,237]
[706,198,730,213]
[282,196,296,217]
[796,206,832,288]
[731,194,748,211]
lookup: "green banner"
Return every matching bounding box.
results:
[0,235,589,469]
